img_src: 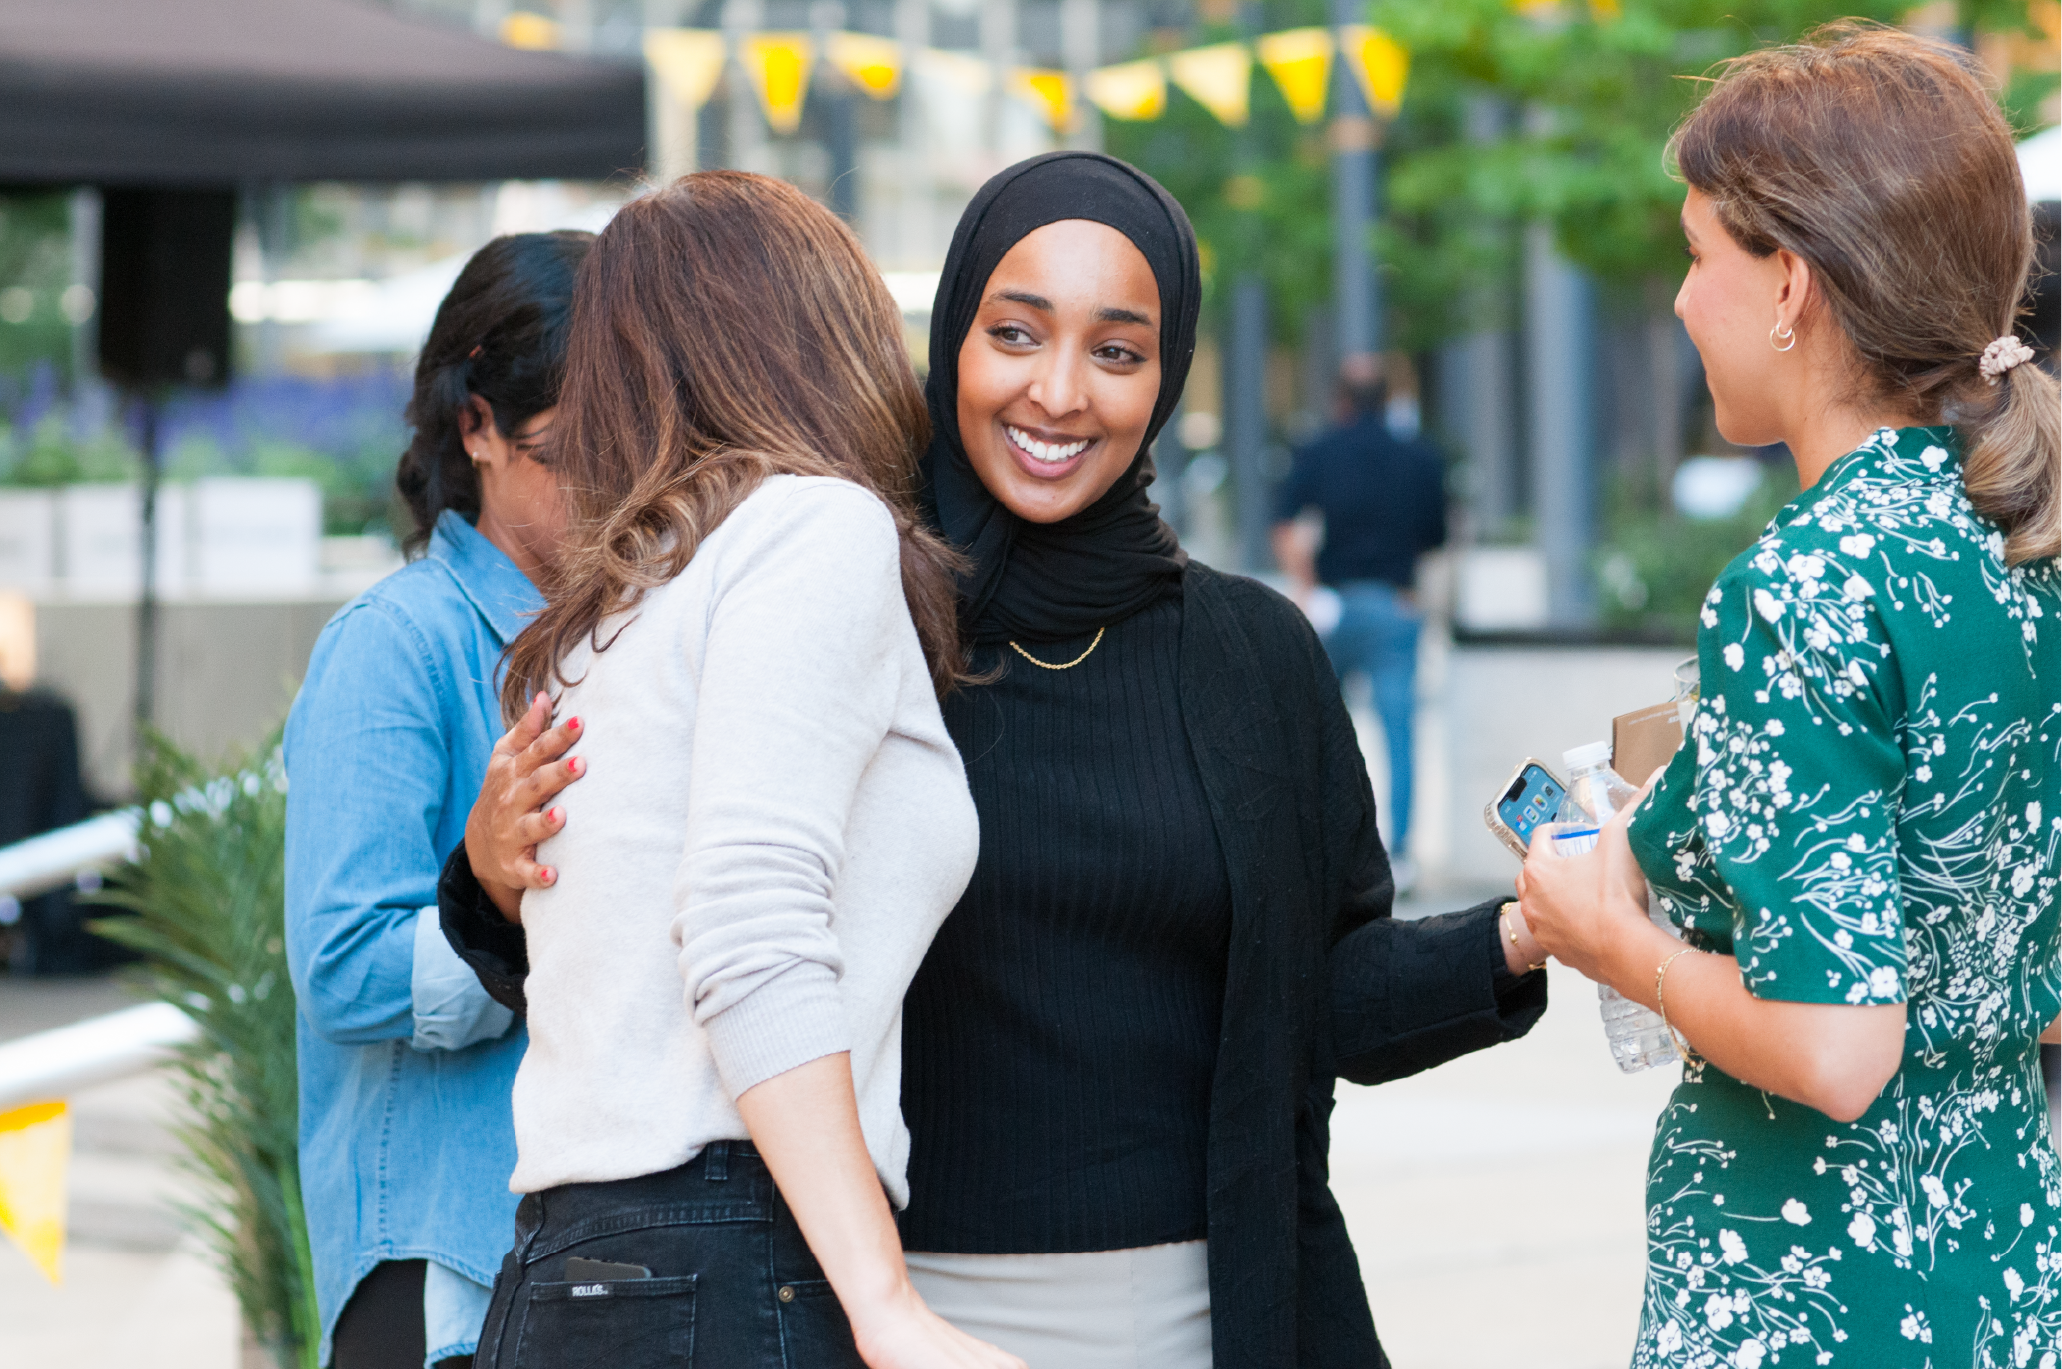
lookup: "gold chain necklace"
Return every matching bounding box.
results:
[1007,626,1106,671]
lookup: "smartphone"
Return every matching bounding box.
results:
[564,1257,650,1282]
[1483,759,1566,860]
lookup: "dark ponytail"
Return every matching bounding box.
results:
[395,230,593,557]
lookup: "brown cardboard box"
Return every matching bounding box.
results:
[1612,701,1685,785]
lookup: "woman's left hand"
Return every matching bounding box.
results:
[1517,801,1652,983]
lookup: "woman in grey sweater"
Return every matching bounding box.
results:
[456,172,1018,1369]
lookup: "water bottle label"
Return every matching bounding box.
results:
[1553,826,1601,855]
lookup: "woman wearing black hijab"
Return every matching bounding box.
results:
[892,150,1550,1367]
[449,153,1548,1368]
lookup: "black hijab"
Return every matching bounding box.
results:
[920,152,1197,646]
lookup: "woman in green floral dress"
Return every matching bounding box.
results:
[1518,26,2059,1369]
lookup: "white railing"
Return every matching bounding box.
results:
[0,812,191,1113]
[0,1002,198,1114]
[0,810,141,903]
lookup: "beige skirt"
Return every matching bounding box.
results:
[905,1240,1212,1369]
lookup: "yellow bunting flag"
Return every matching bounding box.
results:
[500,11,560,50]
[742,33,814,135]
[1083,58,1167,121]
[0,1102,69,1284]
[644,29,726,112]
[1168,42,1253,128]
[1010,69,1073,133]
[1256,27,1333,126]
[1508,0,1623,18]
[1338,25,1409,118]
[825,31,904,100]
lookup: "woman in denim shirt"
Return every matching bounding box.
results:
[284,231,590,1369]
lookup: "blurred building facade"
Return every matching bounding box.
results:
[0,0,2052,846]
[384,0,1185,270]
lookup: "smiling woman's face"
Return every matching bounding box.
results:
[955,219,1162,524]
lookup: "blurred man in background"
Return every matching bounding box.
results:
[1273,356,1447,891]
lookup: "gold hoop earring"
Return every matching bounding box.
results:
[1769,320,1797,353]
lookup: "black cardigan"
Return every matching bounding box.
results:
[441,560,1546,1368]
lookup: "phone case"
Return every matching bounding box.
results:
[1483,757,1561,860]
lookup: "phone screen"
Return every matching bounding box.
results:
[1497,765,1567,850]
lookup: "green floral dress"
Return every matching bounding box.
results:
[1625,426,2061,1369]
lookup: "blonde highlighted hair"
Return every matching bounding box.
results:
[1671,22,2058,564]
[499,171,964,723]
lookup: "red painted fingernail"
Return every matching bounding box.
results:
[542,869,555,885]
[548,807,563,823]
[570,758,584,775]
[567,716,581,731]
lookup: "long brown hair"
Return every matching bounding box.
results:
[1671,22,2058,564]
[500,171,963,722]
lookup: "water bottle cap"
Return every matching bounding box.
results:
[1563,740,1613,771]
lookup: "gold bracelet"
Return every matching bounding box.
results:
[1655,947,1700,1065]
[1501,902,1545,973]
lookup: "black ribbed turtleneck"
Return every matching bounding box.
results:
[899,588,1231,1254]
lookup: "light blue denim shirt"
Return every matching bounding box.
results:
[284,511,541,1365]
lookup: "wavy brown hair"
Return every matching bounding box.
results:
[1671,22,2058,565]
[500,171,963,722]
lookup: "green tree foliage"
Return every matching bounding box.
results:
[1371,0,1956,347]
[0,195,78,379]
[1115,2,2047,351]
[1106,0,1339,342]
[89,735,320,1369]
[1594,459,1801,637]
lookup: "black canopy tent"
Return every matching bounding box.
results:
[0,0,646,185]
[0,0,646,726]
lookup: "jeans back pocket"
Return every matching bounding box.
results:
[775,1278,863,1369]
[513,1274,697,1369]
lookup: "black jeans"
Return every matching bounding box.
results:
[473,1141,863,1369]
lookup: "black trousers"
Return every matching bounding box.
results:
[473,1141,863,1369]
[332,1259,470,1369]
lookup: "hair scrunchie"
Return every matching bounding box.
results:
[1978,335,2035,384]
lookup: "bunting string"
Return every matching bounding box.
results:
[637,24,1413,135]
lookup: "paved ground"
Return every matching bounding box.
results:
[0,977,242,1368]
[1,914,1685,1369]
[1339,889,1680,1369]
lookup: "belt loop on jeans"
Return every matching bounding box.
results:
[706,1139,729,1182]
[513,1192,545,1257]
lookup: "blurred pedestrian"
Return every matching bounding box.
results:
[440,174,1017,1369]
[1519,25,2059,1369]
[0,687,100,973]
[454,152,1548,1369]
[283,230,590,1369]
[1272,355,1447,891]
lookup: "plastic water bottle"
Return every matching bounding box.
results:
[1552,742,1683,1074]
